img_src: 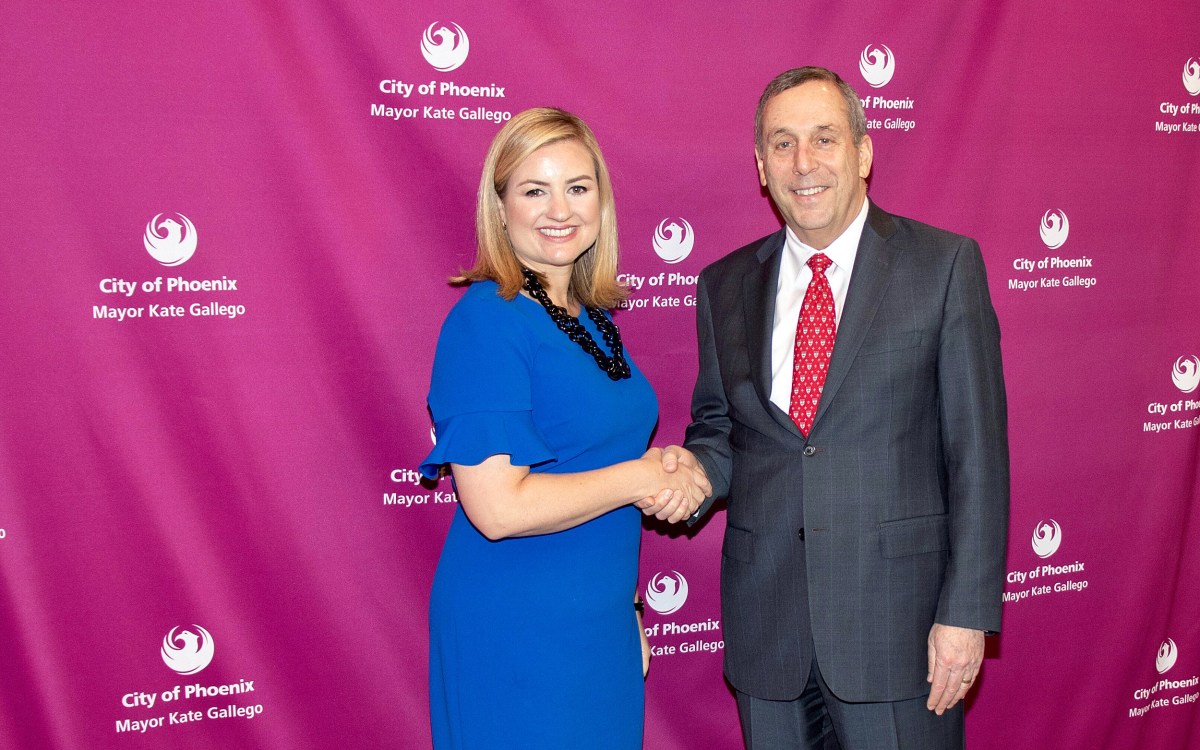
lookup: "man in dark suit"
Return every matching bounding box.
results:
[664,67,1010,748]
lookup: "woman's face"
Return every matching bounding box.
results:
[497,139,600,278]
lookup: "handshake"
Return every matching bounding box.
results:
[635,446,711,524]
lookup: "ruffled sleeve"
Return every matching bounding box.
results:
[419,285,556,479]
[419,409,555,478]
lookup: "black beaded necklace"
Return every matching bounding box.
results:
[520,266,631,381]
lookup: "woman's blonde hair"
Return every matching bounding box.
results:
[453,107,627,309]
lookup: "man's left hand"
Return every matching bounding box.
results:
[926,623,984,715]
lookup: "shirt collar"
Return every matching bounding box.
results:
[783,196,870,273]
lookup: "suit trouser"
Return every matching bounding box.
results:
[735,652,965,750]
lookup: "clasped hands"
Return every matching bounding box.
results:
[635,446,710,524]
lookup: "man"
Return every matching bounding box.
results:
[666,67,1009,748]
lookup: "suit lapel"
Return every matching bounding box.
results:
[810,202,898,432]
[742,231,804,437]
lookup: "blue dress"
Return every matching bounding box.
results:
[420,281,657,749]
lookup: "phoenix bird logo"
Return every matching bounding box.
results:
[859,45,895,88]
[653,218,694,264]
[1039,209,1069,250]
[1183,58,1200,96]
[1172,356,1200,394]
[645,571,689,615]
[161,625,215,675]
[144,213,197,266]
[421,22,469,72]
[1157,638,1178,674]
[1031,520,1062,559]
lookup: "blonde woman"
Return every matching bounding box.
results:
[419,108,708,748]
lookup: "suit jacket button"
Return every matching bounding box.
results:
[803,446,817,457]
[797,528,805,541]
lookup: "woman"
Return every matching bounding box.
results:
[419,108,707,748]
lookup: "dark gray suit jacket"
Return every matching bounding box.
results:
[685,201,1009,703]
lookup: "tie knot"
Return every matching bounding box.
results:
[808,253,832,275]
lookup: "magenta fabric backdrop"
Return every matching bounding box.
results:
[3,2,1199,748]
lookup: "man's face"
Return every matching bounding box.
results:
[755,81,873,250]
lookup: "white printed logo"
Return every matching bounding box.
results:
[859,45,895,88]
[1031,520,1062,559]
[645,570,689,615]
[421,22,469,72]
[1157,638,1178,674]
[1183,58,1200,96]
[144,213,198,267]
[1173,356,1200,394]
[652,218,694,264]
[1039,209,1069,250]
[161,625,215,675]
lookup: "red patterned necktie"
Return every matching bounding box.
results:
[789,253,836,436]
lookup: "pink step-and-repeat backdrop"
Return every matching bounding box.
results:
[3,3,1198,748]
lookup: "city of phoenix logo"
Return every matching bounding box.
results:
[1183,58,1200,96]
[1172,356,1200,394]
[421,22,469,72]
[1031,520,1062,559]
[144,213,197,266]
[652,218,694,264]
[1157,638,1178,674]
[1039,209,1069,250]
[859,45,895,88]
[161,625,215,675]
[645,571,689,615]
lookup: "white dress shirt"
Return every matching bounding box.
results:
[769,197,870,414]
